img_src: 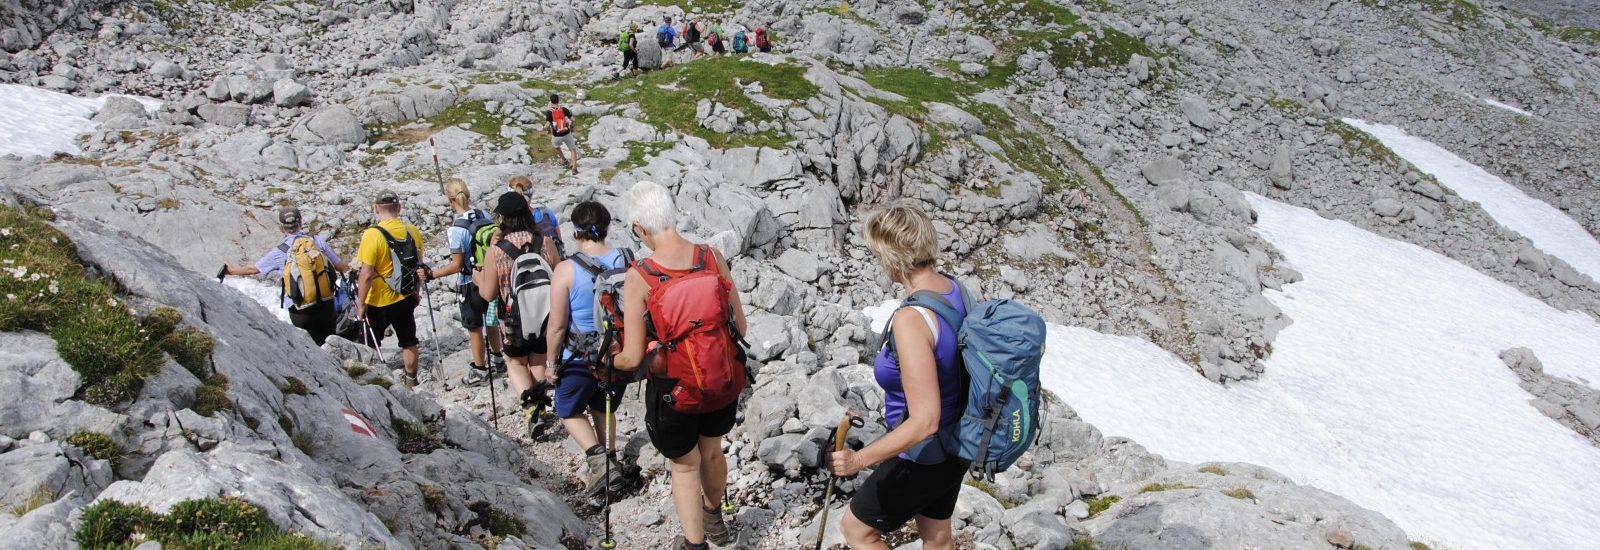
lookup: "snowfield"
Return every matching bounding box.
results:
[0,84,162,158]
[868,195,1600,550]
[1344,119,1600,282]
[225,277,291,324]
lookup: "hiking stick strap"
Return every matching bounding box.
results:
[970,389,1011,481]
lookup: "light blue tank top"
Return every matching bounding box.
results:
[563,248,627,362]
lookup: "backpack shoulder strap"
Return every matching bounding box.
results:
[496,239,521,261]
[372,225,407,245]
[572,253,606,277]
[617,247,635,266]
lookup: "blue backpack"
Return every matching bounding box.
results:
[657,25,674,47]
[732,31,748,53]
[889,279,1047,479]
[530,205,565,259]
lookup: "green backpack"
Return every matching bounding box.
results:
[618,30,634,52]
[451,209,500,270]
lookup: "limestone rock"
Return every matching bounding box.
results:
[290,105,367,146]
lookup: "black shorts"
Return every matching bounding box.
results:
[622,50,638,69]
[458,283,489,330]
[502,326,547,358]
[288,300,336,346]
[366,295,419,349]
[644,377,737,459]
[849,457,968,532]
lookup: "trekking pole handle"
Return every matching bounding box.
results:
[833,416,857,452]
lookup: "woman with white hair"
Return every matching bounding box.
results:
[829,203,967,550]
[613,181,748,550]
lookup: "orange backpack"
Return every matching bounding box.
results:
[550,107,572,134]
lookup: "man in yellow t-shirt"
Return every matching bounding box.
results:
[355,191,430,387]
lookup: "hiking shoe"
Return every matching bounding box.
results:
[702,505,734,546]
[461,365,490,387]
[672,535,710,550]
[584,451,627,495]
[524,406,550,440]
[402,372,419,389]
[488,354,506,375]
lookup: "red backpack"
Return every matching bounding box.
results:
[636,245,748,413]
[754,27,769,49]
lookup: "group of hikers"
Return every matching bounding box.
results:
[222,151,1046,550]
[617,15,774,75]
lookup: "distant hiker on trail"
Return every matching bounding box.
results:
[685,15,708,59]
[619,24,640,76]
[507,175,568,259]
[732,26,749,54]
[474,192,562,438]
[547,94,579,175]
[219,206,350,346]
[754,22,773,53]
[545,201,634,495]
[829,204,967,550]
[614,181,749,550]
[658,16,678,50]
[355,191,429,387]
[708,18,727,56]
[428,179,504,387]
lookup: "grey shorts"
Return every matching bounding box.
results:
[551,133,577,153]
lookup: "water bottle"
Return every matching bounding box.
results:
[485,298,500,327]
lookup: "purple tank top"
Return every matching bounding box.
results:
[874,279,966,443]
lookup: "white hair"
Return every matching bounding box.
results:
[626,180,678,234]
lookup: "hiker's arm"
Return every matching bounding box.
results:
[614,268,649,371]
[475,251,500,302]
[545,262,573,379]
[356,264,377,319]
[223,264,261,276]
[433,251,466,279]
[832,308,939,477]
[542,238,559,266]
[711,248,747,336]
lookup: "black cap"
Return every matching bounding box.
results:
[374,190,400,205]
[495,191,531,217]
[277,207,302,226]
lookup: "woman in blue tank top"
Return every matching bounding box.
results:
[830,204,967,550]
[545,201,632,495]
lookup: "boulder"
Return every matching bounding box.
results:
[272,79,312,107]
[1370,197,1404,218]
[1141,156,1186,185]
[1268,145,1294,189]
[926,102,985,138]
[196,103,252,127]
[290,105,368,146]
[775,249,824,282]
[149,60,184,79]
[1179,96,1216,131]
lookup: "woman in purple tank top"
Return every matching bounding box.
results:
[830,204,966,550]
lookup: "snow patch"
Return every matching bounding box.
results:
[1344,118,1600,282]
[1478,96,1534,116]
[0,84,163,158]
[865,196,1600,550]
[224,277,291,324]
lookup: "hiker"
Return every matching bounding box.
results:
[708,18,727,55]
[547,94,579,175]
[619,24,640,75]
[354,191,429,387]
[545,201,633,494]
[428,179,504,387]
[829,204,967,550]
[754,22,773,53]
[507,175,568,259]
[219,206,350,346]
[686,16,707,59]
[474,192,562,437]
[614,181,748,550]
[658,17,678,50]
[732,26,749,54]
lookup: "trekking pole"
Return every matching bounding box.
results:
[600,351,617,550]
[421,281,446,385]
[363,320,387,365]
[428,136,445,194]
[484,318,499,430]
[814,414,863,550]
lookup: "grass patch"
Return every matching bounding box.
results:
[587,56,818,148]
[1198,464,1228,476]
[1070,536,1098,550]
[392,417,443,454]
[160,327,214,378]
[368,376,393,389]
[0,205,165,407]
[10,486,55,516]
[1086,495,1120,518]
[1558,27,1600,45]
[1222,487,1255,500]
[1139,482,1196,494]
[1359,0,1481,26]
[467,501,526,538]
[965,478,1018,509]
[933,59,1020,91]
[77,496,337,549]
[193,373,232,417]
[1410,543,1435,550]
[637,0,740,13]
[346,365,370,379]
[420,484,447,515]
[66,431,124,468]
[602,141,673,181]
[280,376,308,396]
[291,432,315,456]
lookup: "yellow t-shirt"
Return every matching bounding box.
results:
[356,218,426,307]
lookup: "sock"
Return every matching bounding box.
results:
[684,541,708,550]
[585,444,607,456]
[469,362,485,371]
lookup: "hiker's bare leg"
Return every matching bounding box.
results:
[698,436,727,510]
[468,330,484,366]
[840,508,888,550]
[669,449,707,544]
[506,355,534,394]
[486,326,502,355]
[562,413,599,450]
[568,147,580,173]
[589,405,616,447]
[914,515,955,550]
[402,345,419,374]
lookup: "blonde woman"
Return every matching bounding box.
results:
[830,204,967,550]
[428,179,503,387]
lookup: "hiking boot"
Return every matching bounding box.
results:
[671,535,710,550]
[702,505,734,546]
[488,354,506,375]
[402,371,419,389]
[583,449,625,495]
[524,405,550,440]
[461,364,490,387]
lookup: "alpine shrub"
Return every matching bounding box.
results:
[65,431,124,468]
[139,307,183,340]
[166,496,273,545]
[161,327,215,377]
[193,374,232,417]
[77,499,163,548]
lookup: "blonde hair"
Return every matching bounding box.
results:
[443,178,470,209]
[508,175,533,193]
[864,204,939,280]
